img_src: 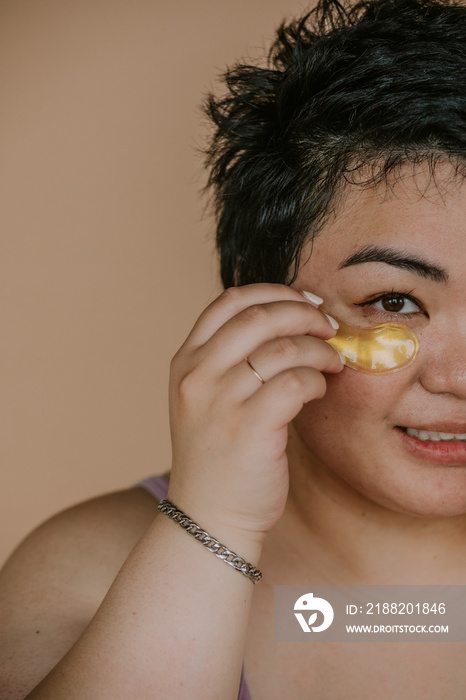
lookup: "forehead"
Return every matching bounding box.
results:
[300,163,466,275]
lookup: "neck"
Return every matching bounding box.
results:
[272,423,466,585]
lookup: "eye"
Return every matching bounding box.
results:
[355,291,424,320]
[372,294,420,315]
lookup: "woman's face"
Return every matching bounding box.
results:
[291,164,466,518]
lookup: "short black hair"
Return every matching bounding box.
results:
[204,0,466,288]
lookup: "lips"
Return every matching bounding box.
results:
[396,426,466,465]
[398,427,466,442]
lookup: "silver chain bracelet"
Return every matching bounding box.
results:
[157,499,262,584]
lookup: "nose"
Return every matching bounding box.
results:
[418,327,466,400]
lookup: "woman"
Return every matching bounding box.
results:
[2,0,466,697]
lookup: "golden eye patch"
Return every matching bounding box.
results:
[324,313,420,374]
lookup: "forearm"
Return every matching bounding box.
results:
[27,513,263,700]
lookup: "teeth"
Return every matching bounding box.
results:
[405,428,466,442]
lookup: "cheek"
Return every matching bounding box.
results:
[291,369,410,505]
[295,367,410,439]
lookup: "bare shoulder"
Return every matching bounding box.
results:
[1,480,164,591]
[0,475,168,698]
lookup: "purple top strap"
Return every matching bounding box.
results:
[135,474,252,700]
[135,474,171,501]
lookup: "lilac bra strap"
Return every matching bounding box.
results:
[135,474,170,501]
[134,474,252,700]
[238,665,252,700]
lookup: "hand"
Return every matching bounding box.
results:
[167,283,344,542]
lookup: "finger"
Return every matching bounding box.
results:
[182,283,323,349]
[243,366,329,432]
[247,334,345,378]
[222,335,344,404]
[195,299,337,375]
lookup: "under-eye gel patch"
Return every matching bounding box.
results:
[324,313,420,374]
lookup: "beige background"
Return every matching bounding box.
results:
[0,0,310,565]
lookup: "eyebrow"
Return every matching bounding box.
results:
[338,245,449,283]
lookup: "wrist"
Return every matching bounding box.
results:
[161,490,265,580]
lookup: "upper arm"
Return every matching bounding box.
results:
[0,487,159,699]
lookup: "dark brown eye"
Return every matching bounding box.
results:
[361,294,421,316]
[381,295,406,312]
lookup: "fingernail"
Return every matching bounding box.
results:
[323,312,339,330]
[301,290,324,305]
[336,350,346,365]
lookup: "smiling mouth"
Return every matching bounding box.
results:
[397,427,466,442]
